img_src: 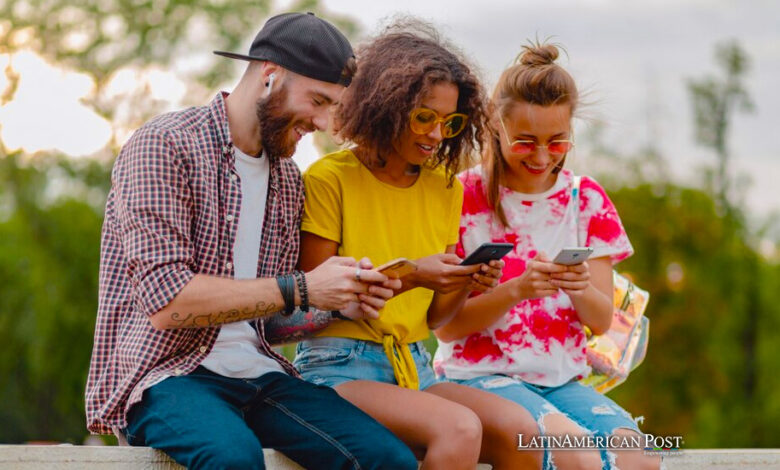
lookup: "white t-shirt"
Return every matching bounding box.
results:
[200,148,285,378]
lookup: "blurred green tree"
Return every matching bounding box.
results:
[562,39,779,448]
[688,40,754,212]
[0,151,107,442]
[683,39,768,446]
[604,182,780,447]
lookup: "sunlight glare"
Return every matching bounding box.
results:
[0,51,112,156]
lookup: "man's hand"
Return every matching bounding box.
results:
[338,258,401,320]
[306,256,397,312]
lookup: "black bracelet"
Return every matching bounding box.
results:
[276,274,296,316]
[275,275,288,314]
[284,274,296,316]
[293,270,309,312]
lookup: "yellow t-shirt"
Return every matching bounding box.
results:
[301,149,463,388]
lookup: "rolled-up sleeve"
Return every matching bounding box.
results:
[112,126,196,317]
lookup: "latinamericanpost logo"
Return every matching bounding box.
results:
[518,433,683,456]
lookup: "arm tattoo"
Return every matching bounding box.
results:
[264,307,336,345]
[169,301,279,328]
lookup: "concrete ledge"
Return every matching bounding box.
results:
[2,445,779,469]
[0,445,299,470]
[0,445,491,469]
[664,449,780,469]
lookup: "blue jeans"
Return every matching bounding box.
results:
[294,337,439,389]
[124,368,418,470]
[454,375,641,470]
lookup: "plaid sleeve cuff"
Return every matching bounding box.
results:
[135,264,196,317]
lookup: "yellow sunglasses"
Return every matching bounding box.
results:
[409,108,469,138]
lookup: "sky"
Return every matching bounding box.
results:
[304,0,779,217]
[0,0,777,218]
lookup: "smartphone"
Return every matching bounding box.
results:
[553,247,594,265]
[376,258,418,279]
[460,243,514,266]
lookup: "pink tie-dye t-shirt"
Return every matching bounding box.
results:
[433,168,633,387]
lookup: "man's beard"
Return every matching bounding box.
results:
[255,85,299,159]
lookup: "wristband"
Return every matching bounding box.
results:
[284,274,296,316]
[293,270,309,312]
[276,274,295,316]
[275,275,288,314]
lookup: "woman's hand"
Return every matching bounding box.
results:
[408,253,482,294]
[508,252,568,301]
[549,261,591,298]
[468,259,505,294]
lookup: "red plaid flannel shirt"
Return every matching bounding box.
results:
[86,92,302,434]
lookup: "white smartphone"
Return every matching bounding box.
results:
[553,247,594,265]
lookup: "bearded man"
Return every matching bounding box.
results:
[85,12,416,470]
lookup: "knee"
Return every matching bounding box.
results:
[191,443,265,470]
[497,407,540,445]
[500,411,542,462]
[428,406,482,465]
[520,417,541,440]
[485,411,542,469]
[446,407,483,448]
[540,412,601,470]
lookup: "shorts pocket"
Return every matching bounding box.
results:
[294,344,356,370]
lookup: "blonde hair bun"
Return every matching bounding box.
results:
[518,44,559,66]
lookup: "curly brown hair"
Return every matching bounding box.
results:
[334,18,488,185]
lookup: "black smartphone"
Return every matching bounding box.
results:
[460,242,514,265]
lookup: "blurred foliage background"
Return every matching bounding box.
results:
[1,0,778,448]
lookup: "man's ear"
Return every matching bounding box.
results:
[260,63,284,88]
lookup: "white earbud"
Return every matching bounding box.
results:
[266,73,276,96]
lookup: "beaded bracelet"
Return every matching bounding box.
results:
[293,270,309,312]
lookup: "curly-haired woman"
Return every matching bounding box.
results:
[291,21,542,470]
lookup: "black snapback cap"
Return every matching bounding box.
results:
[214,12,354,86]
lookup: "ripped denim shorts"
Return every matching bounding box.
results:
[452,375,642,469]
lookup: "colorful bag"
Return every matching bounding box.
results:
[571,176,650,393]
